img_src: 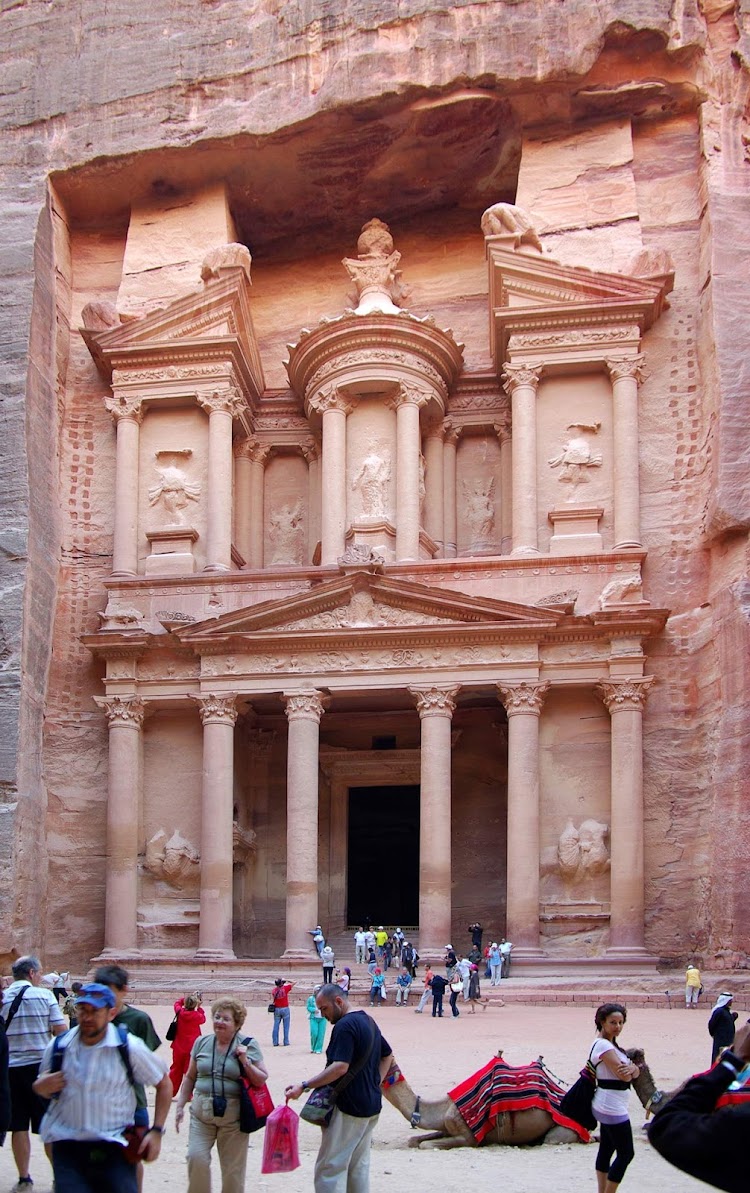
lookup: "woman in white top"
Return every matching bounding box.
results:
[590,1002,641,1193]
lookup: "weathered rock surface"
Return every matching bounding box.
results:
[1,0,749,969]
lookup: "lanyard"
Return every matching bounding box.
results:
[210,1032,237,1101]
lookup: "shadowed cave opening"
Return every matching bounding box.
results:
[347,784,420,929]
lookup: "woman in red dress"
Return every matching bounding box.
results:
[169,992,206,1095]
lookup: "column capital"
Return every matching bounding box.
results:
[388,382,432,410]
[494,415,511,443]
[596,677,654,713]
[442,418,461,446]
[409,684,460,717]
[300,438,320,463]
[96,694,146,728]
[501,362,543,395]
[283,689,328,723]
[233,436,271,464]
[308,384,355,416]
[198,387,245,417]
[104,393,144,424]
[194,693,240,725]
[606,355,645,384]
[497,680,550,716]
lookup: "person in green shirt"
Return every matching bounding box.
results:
[306,985,326,1053]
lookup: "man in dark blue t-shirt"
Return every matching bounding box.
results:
[285,983,393,1191]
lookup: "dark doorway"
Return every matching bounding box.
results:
[347,785,420,926]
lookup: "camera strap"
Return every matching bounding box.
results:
[210,1032,238,1104]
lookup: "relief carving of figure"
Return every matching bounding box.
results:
[462,475,496,543]
[352,446,391,520]
[480,203,543,253]
[269,499,305,564]
[144,828,200,890]
[548,423,602,498]
[541,819,610,901]
[599,572,644,607]
[148,453,201,524]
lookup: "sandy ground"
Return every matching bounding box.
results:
[0,998,718,1192]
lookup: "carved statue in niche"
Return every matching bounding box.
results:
[269,499,305,565]
[145,828,200,890]
[148,450,201,524]
[541,819,611,902]
[480,203,543,253]
[548,423,602,499]
[462,475,496,543]
[352,444,391,520]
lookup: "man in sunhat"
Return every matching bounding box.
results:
[33,983,171,1193]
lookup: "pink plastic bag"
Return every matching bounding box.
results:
[261,1102,301,1174]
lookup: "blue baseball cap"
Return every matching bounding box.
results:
[75,982,116,1009]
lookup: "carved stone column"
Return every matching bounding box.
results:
[423,422,445,554]
[392,384,430,562]
[442,421,459,558]
[104,394,144,577]
[302,440,321,564]
[502,364,542,556]
[309,388,352,566]
[283,690,327,955]
[606,357,644,549]
[409,685,460,955]
[97,695,146,953]
[597,678,654,956]
[234,438,269,569]
[497,681,549,956]
[198,388,244,572]
[495,418,512,556]
[195,694,239,958]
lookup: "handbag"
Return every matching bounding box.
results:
[122,1124,148,1164]
[449,978,463,993]
[239,1078,275,1134]
[558,1047,597,1131]
[165,1011,179,1042]
[267,1003,276,1013]
[300,1018,377,1129]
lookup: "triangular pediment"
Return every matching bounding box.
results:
[486,243,673,366]
[81,268,264,397]
[174,572,561,646]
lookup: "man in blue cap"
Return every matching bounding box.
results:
[33,983,171,1193]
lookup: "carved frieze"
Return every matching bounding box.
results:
[509,325,640,350]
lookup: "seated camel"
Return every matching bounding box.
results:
[382,1048,661,1150]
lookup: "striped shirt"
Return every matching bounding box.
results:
[38,1024,168,1145]
[1,981,66,1067]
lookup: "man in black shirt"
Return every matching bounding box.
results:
[430,972,448,1017]
[285,983,393,1192]
[648,1022,750,1193]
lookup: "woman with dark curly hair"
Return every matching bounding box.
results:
[590,1002,641,1193]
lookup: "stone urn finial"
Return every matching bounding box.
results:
[342,218,405,315]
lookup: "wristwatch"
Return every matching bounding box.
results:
[147,1126,166,1135]
[300,1080,309,1091]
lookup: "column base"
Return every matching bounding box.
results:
[281,948,319,961]
[194,948,237,962]
[613,540,643,550]
[92,947,141,962]
[510,545,541,558]
[605,945,652,963]
[507,945,546,962]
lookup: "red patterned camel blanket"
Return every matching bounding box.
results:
[448,1058,590,1144]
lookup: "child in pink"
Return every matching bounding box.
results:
[169,992,206,1095]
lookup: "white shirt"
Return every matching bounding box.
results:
[457,958,472,978]
[499,941,512,955]
[590,1038,631,1119]
[354,931,366,946]
[38,1024,168,1145]
[2,981,66,1067]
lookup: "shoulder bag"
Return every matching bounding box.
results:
[165,1010,180,1042]
[300,1018,377,1128]
[238,1037,275,1133]
[558,1045,597,1131]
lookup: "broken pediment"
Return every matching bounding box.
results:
[485,239,674,368]
[80,244,264,403]
[173,572,561,648]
